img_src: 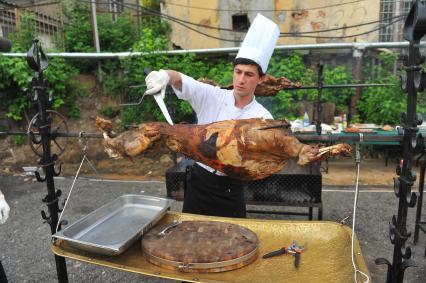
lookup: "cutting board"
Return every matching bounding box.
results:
[141,220,259,273]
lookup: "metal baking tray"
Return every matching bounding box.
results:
[52,194,174,256]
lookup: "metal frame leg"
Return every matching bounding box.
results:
[318,206,323,220]
[414,161,425,244]
[0,260,8,283]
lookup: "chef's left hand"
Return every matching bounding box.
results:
[0,192,10,224]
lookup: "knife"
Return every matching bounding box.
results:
[153,87,174,125]
[144,67,174,125]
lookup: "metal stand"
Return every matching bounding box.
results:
[26,39,69,283]
[413,160,426,256]
[375,1,426,282]
[315,62,324,136]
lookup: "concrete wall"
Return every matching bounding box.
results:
[163,0,221,49]
[163,0,381,49]
[275,0,380,45]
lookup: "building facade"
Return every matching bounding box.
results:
[161,0,415,50]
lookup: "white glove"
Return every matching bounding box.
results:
[145,70,170,98]
[0,194,10,224]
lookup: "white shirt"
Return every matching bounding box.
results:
[172,73,273,174]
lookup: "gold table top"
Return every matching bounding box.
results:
[52,211,370,283]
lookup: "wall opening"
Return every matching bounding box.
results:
[232,14,250,31]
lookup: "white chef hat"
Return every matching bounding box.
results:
[235,13,280,74]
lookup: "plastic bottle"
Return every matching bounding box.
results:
[342,114,347,129]
[303,111,310,127]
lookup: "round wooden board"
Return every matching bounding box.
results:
[141,220,259,273]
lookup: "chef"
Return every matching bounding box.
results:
[145,14,280,218]
[0,189,10,282]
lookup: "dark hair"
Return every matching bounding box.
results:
[232,58,264,77]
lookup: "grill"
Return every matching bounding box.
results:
[166,158,322,220]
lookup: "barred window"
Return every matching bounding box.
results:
[0,10,16,37]
[379,0,395,42]
[380,0,426,42]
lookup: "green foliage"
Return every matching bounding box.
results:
[322,66,354,112]
[6,12,37,51]
[13,135,26,146]
[3,6,402,127]
[63,2,138,72]
[0,54,32,121]
[0,53,81,121]
[358,53,405,125]
[100,105,120,118]
[0,11,83,122]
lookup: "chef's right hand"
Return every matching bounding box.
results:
[145,70,170,96]
[0,193,10,224]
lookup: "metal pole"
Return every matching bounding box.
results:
[350,46,365,123]
[135,0,141,36]
[90,0,102,82]
[375,1,425,282]
[315,62,323,135]
[4,41,426,58]
[26,40,69,283]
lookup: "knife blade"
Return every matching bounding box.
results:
[153,87,174,125]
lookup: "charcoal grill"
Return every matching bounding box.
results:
[166,158,322,220]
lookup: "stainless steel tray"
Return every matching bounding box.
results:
[53,194,174,256]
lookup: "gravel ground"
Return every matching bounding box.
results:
[0,174,425,283]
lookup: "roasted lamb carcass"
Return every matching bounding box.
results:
[96,117,351,180]
[198,74,302,97]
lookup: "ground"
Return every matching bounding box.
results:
[1,129,426,282]
[0,170,425,282]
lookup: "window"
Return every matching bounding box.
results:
[379,0,395,42]
[380,0,426,42]
[116,0,124,13]
[232,14,250,31]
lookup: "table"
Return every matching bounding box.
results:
[52,211,370,283]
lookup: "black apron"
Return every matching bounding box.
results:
[182,163,246,218]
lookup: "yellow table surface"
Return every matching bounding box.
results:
[52,211,370,283]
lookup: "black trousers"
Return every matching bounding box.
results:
[182,163,246,218]
[0,260,7,283]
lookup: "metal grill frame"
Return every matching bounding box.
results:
[166,158,322,220]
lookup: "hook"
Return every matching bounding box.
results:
[53,162,62,176]
[78,132,99,175]
[401,244,412,259]
[35,170,46,182]
[79,131,88,156]
[120,92,147,106]
[41,210,50,221]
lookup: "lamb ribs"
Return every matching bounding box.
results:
[96,117,351,180]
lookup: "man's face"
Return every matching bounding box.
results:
[232,64,262,98]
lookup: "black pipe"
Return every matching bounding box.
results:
[286,83,393,90]
[0,130,405,143]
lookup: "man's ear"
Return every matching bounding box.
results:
[258,75,265,84]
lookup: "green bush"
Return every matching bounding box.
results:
[13,135,26,146]
[2,5,407,127]
[62,2,138,73]
[0,11,83,122]
[357,53,405,125]
[100,105,120,118]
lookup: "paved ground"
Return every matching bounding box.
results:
[0,173,425,283]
